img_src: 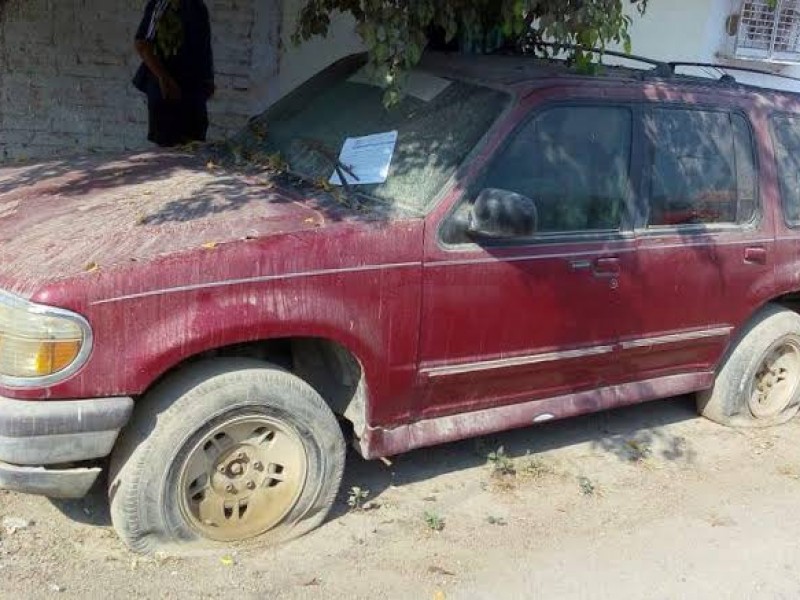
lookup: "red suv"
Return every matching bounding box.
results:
[2,52,800,552]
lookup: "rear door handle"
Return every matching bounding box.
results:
[593,257,621,277]
[744,246,767,265]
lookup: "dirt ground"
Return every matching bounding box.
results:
[1,395,799,599]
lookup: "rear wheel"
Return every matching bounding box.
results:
[109,359,345,553]
[698,305,800,427]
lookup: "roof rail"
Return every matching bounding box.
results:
[531,42,674,77]
[512,44,800,91]
[668,61,800,86]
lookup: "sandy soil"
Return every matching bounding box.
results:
[1,395,799,599]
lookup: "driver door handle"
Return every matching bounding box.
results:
[570,257,621,278]
[593,257,621,277]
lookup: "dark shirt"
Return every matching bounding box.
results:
[135,0,214,99]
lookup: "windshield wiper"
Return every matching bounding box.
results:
[297,138,360,193]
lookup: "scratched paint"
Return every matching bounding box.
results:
[0,149,425,429]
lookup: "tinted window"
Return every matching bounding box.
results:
[645,109,756,227]
[771,114,800,225]
[480,106,632,233]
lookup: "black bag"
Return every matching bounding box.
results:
[132,63,150,94]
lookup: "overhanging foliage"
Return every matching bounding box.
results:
[294,0,649,103]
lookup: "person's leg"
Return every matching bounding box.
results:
[148,98,184,147]
[179,97,209,144]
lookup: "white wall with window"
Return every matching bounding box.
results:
[613,0,800,92]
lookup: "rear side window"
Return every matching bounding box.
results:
[480,105,632,234]
[771,114,800,226]
[644,109,757,228]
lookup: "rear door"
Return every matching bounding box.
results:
[769,113,800,282]
[615,104,773,382]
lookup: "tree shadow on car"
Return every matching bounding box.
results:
[0,149,407,229]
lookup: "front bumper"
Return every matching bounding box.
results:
[0,396,133,498]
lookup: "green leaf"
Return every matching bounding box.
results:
[293,0,650,106]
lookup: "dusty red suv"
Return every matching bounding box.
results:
[2,52,800,552]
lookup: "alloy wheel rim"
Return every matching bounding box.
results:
[749,340,800,419]
[177,415,308,542]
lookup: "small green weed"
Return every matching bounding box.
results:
[424,511,445,532]
[347,486,370,511]
[625,439,652,463]
[487,446,516,477]
[578,476,596,496]
[521,452,554,479]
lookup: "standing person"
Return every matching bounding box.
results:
[133,0,215,147]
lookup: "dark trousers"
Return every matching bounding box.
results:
[147,96,209,147]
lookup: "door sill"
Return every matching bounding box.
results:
[358,371,714,459]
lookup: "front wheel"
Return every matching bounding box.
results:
[698,305,800,428]
[109,359,346,553]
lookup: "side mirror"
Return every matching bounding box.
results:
[468,188,538,240]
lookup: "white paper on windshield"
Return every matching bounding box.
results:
[330,131,398,186]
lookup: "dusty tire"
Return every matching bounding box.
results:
[698,305,800,428]
[108,358,345,554]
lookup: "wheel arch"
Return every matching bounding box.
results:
[715,293,800,375]
[132,336,371,454]
[771,290,800,314]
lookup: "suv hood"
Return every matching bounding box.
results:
[0,151,335,296]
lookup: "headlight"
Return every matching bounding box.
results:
[0,291,92,387]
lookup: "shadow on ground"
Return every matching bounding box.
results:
[49,476,113,528]
[49,395,699,529]
[330,395,699,520]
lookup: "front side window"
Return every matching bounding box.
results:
[478,105,633,234]
[770,114,800,226]
[644,109,757,227]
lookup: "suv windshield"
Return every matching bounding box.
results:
[239,55,510,212]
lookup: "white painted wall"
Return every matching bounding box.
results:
[276,2,363,102]
[621,0,718,61]
[613,0,800,92]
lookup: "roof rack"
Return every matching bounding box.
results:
[668,61,800,86]
[522,44,800,89]
[533,42,673,77]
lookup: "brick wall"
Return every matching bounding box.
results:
[0,0,283,161]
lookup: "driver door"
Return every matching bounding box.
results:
[417,103,640,420]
